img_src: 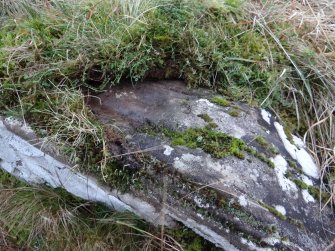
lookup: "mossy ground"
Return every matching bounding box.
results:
[210,96,231,107]
[259,202,287,221]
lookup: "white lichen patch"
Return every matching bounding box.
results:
[241,238,272,251]
[261,109,271,125]
[173,154,201,172]
[194,196,209,208]
[173,153,224,174]
[262,236,281,246]
[5,116,35,134]
[271,155,298,195]
[115,92,125,98]
[297,175,315,203]
[238,195,248,207]
[115,91,135,99]
[302,189,315,203]
[275,205,286,216]
[302,175,314,186]
[163,145,174,156]
[197,213,204,220]
[274,122,319,179]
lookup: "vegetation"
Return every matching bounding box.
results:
[0,168,224,250]
[258,202,287,221]
[197,113,214,123]
[0,169,154,250]
[163,126,246,159]
[0,0,335,249]
[0,0,334,195]
[210,96,231,107]
[227,108,240,117]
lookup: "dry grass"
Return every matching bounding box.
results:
[0,184,183,250]
[247,0,335,208]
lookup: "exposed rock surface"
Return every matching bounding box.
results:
[0,80,334,250]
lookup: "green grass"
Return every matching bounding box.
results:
[0,169,149,250]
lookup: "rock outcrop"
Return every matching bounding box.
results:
[1,80,334,250]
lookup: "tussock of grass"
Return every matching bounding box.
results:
[0,0,334,206]
[0,169,187,250]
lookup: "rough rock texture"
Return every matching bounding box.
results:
[88,80,334,251]
[0,80,334,250]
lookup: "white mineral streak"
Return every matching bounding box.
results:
[301,175,315,203]
[241,238,272,251]
[271,155,298,194]
[238,195,248,207]
[274,122,319,179]
[163,145,174,156]
[261,109,271,125]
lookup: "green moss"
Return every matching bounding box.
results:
[283,126,294,143]
[210,96,231,107]
[255,136,269,147]
[293,179,309,190]
[307,186,329,202]
[197,113,213,123]
[266,159,275,169]
[168,225,222,251]
[228,108,240,117]
[245,146,257,156]
[269,146,279,156]
[281,236,289,242]
[292,180,330,202]
[259,202,287,221]
[284,171,293,179]
[253,136,279,158]
[244,146,274,168]
[287,159,297,169]
[149,125,246,159]
[206,122,219,129]
[287,217,304,229]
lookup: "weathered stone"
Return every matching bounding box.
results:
[0,80,334,250]
[88,80,334,250]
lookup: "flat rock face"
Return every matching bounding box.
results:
[88,80,334,251]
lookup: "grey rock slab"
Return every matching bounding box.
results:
[88,80,335,251]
